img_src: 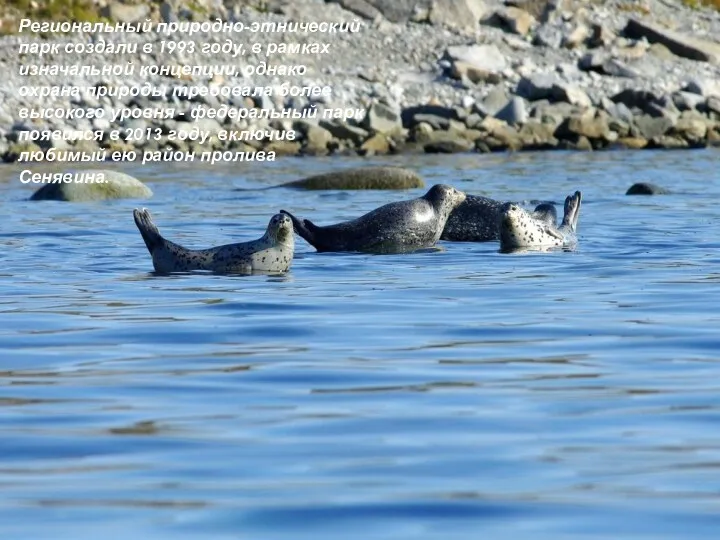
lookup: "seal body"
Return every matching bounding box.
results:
[281,184,466,253]
[499,191,582,252]
[442,194,558,242]
[133,209,294,274]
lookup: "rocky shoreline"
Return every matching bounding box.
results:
[1,0,720,164]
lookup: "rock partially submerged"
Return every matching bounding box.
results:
[280,166,425,190]
[30,170,153,202]
[626,182,670,195]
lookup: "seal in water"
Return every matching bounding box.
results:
[499,191,582,252]
[441,194,558,242]
[133,209,294,274]
[280,184,466,253]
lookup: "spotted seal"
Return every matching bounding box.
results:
[499,191,582,252]
[441,194,558,242]
[133,209,294,274]
[280,184,466,253]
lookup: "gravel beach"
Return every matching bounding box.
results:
[1,0,720,163]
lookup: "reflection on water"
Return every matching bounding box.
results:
[1,149,720,539]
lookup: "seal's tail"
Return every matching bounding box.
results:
[280,209,318,248]
[133,208,164,254]
[561,191,582,232]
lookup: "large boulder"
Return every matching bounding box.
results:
[623,18,720,63]
[29,170,153,202]
[280,166,424,190]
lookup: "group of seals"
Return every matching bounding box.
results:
[133,179,582,274]
[440,195,560,242]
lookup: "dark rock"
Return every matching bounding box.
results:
[626,182,670,195]
[611,88,662,115]
[402,105,459,128]
[424,138,474,153]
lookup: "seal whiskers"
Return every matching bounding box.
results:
[133,209,295,274]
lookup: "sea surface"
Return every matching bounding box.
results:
[1,150,720,539]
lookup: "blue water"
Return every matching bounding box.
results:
[1,150,720,539]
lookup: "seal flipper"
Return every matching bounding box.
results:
[560,191,582,232]
[133,208,165,255]
[280,209,320,250]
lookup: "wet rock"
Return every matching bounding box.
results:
[616,137,648,149]
[626,182,670,195]
[494,97,528,125]
[362,103,402,134]
[623,18,720,63]
[424,138,474,153]
[281,166,424,190]
[360,133,391,155]
[518,120,558,149]
[29,170,152,202]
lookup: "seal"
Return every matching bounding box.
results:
[499,191,582,252]
[133,209,294,274]
[441,194,558,242]
[280,184,466,253]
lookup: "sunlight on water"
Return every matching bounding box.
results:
[1,149,720,539]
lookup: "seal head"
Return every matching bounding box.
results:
[499,191,581,252]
